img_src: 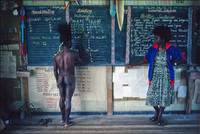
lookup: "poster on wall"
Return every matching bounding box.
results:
[27,66,106,112]
[113,66,149,99]
[0,51,16,78]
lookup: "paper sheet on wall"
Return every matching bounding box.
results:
[76,67,106,101]
[123,86,132,97]
[28,66,106,112]
[119,72,128,84]
[178,86,187,98]
[131,86,140,97]
[127,69,137,87]
[113,73,120,82]
[144,68,149,81]
[114,83,123,99]
[0,44,19,50]
[132,81,148,98]
[115,67,125,73]
[137,69,145,81]
[113,67,128,84]
[0,51,16,78]
[128,69,137,80]
[113,67,149,98]
[132,81,148,99]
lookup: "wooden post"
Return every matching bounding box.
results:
[186,71,200,114]
[186,78,193,115]
[22,77,30,115]
[107,66,113,115]
[19,2,30,116]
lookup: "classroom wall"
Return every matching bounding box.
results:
[1,0,200,114]
[113,66,200,112]
[0,6,24,112]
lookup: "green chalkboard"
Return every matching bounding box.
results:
[26,6,115,66]
[26,6,65,66]
[26,6,194,66]
[130,6,188,64]
[70,6,111,65]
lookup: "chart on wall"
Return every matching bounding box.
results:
[26,6,65,66]
[26,6,115,66]
[69,6,112,65]
[26,6,190,66]
[129,6,188,64]
[27,66,106,112]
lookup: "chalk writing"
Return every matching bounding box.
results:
[70,6,111,65]
[26,6,65,65]
[31,10,55,15]
[77,9,92,13]
[130,6,188,63]
[148,9,177,13]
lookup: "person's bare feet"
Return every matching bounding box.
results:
[64,122,73,127]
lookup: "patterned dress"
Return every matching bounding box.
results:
[145,49,175,107]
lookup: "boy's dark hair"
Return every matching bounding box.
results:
[153,26,171,42]
[56,22,72,46]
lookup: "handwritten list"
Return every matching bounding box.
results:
[130,6,188,63]
[26,6,65,65]
[28,66,106,112]
[70,6,111,65]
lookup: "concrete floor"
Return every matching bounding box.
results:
[1,114,200,134]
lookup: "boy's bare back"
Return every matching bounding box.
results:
[54,49,79,75]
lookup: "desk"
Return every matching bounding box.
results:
[186,70,200,114]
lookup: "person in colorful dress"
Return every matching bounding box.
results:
[53,22,84,127]
[126,26,186,126]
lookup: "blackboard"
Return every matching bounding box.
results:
[114,12,127,65]
[26,6,65,66]
[70,6,111,65]
[26,6,115,66]
[129,6,188,64]
[192,7,200,65]
[26,6,193,66]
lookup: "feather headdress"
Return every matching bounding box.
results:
[56,22,72,46]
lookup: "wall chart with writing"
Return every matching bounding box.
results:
[129,6,188,64]
[27,66,106,112]
[26,6,192,66]
[70,6,111,65]
[26,6,65,66]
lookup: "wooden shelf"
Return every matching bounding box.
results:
[17,70,33,77]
